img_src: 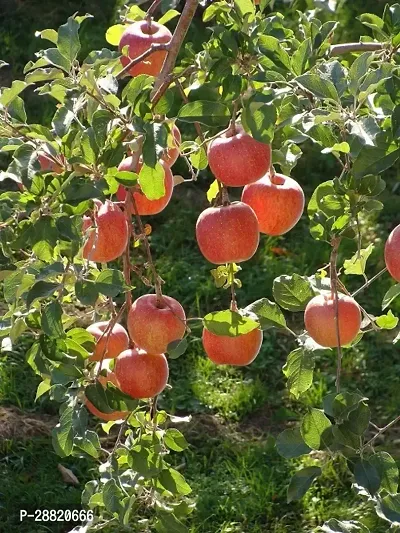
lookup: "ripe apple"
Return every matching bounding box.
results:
[38,151,64,174]
[119,20,172,77]
[82,200,128,263]
[116,158,173,215]
[196,202,259,264]
[127,294,186,354]
[304,294,362,348]
[115,348,169,399]
[207,125,271,187]
[162,124,181,166]
[241,173,305,236]
[85,371,128,421]
[86,321,129,362]
[385,224,400,282]
[203,327,263,366]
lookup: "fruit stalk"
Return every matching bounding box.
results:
[330,237,342,393]
[95,302,127,377]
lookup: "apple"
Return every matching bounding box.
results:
[116,158,173,215]
[162,124,181,166]
[304,293,362,348]
[196,202,259,264]
[38,151,64,174]
[86,321,129,362]
[203,327,263,366]
[85,371,128,421]
[119,20,172,77]
[385,224,400,282]
[241,172,305,236]
[127,294,186,354]
[115,348,169,399]
[207,125,272,187]
[82,200,128,263]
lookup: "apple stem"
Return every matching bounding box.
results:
[221,187,230,206]
[269,164,276,181]
[229,101,239,136]
[330,237,342,393]
[146,0,162,22]
[229,263,238,312]
[151,0,199,105]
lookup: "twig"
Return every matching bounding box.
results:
[351,268,388,299]
[330,42,385,56]
[151,0,199,105]
[330,237,342,393]
[95,302,127,377]
[116,43,171,80]
[363,414,400,450]
[146,0,163,23]
[229,263,238,312]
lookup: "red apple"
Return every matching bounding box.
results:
[127,294,186,355]
[82,200,128,263]
[115,348,169,399]
[203,327,263,366]
[86,321,129,362]
[196,202,259,264]
[38,151,64,174]
[385,224,400,282]
[304,294,362,348]
[85,371,129,421]
[207,125,272,187]
[116,158,173,215]
[119,20,172,77]
[241,173,305,236]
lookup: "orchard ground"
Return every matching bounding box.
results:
[1,143,399,532]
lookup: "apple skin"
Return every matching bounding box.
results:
[385,224,400,282]
[86,321,130,362]
[85,371,128,421]
[203,327,263,366]
[196,202,260,264]
[304,294,362,348]
[116,158,173,215]
[38,152,64,174]
[207,125,272,187]
[127,294,186,355]
[119,21,172,77]
[82,200,128,263]
[241,173,305,236]
[115,348,169,399]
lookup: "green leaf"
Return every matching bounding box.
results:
[283,348,315,399]
[103,479,123,513]
[376,493,400,524]
[301,409,332,450]
[273,274,315,312]
[206,180,219,203]
[52,106,75,138]
[291,38,312,76]
[383,284,400,310]
[155,512,187,533]
[105,24,126,46]
[370,452,399,494]
[96,269,126,297]
[323,392,367,421]
[234,0,255,18]
[178,101,230,128]
[348,53,373,96]
[143,123,168,169]
[353,147,400,178]
[244,298,287,330]
[41,301,64,338]
[322,519,370,532]
[343,244,374,275]
[0,81,28,107]
[296,74,339,102]
[36,379,51,401]
[139,162,165,201]
[75,430,100,458]
[123,74,154,105]
[158,468,192,496]
[258,36,291,71]
[276,428,311,459]
[203,310,259,337]
[35,28,58,44]
[85,382,113,414]
[354,459,380,496]
[164,428,189,452]
[376,310,399,330]
[92,109,113,148]
[40,48,71,72]
[75,280,99,306]
[321,142,350,154]
[26,281,59,308]
[158,9,180,25]
[52,405,74,457]
[167,338,188,359]
[242,103,276,144]
[58,17,80,62]
[287,466,321,503]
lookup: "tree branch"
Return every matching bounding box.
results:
[330,237,342,393]
[330,42,385,56]
[116,43,170,80]
[351,267,388,299]
[363,414,400,450]
[151,0,199,105]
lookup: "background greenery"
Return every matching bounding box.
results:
[1,0,400,532]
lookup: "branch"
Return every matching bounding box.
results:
[363,414,400,450]
[146,0,163,22]
[151,0,199,105]
[330,237,342,393]
[116,43,170,80]
[351,267,388,299]
[330,42,385,56]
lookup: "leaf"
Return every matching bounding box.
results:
[167,338,188,359]
[283,348,315,399]
[58,17,80,62]
[25,68,64,84]
[40,48,71,72]
[155,512,187,533]
[158,468,192,496]
[296,74,339,102]
[287,466,321,503]
[301,409,332,450]
[26,281,59,308]
[158,9,180,25]
[178,101,230,127]
[376,310,399,330]
[139,162,165,201]
[203,310,259,337]
[244,298,286,330]
[52,405,74,457]
[52,106,75,138]
[206,180,219,203]
[75,281,99,306]
[92,109,113,148]
[321,142,350,154]
[0,81,28,107]
[242,103,276,144]
[96,269,126,297]
[105,24,126,46]
[291,38,312,76]
[85,383,113,414]
[36,379,51,401]
[57,463,79,485]
[75,430,100,458]
[383,284,400,310]
[143,123,168,168]
[234,0,255,18]
[369,452,399,494]
[343,244,374,275]
[164,429,189,452]
[322,519,370,532]
[273,274,315,312]
[354,459,380,496]
[348,53,373,96]
[35,28,58,44]
[353,147,400,178]
[376,493,400,524]
[103,479,123,513]
[258,36,291,71]
[42,301,64,338]
[276,428,311,459]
